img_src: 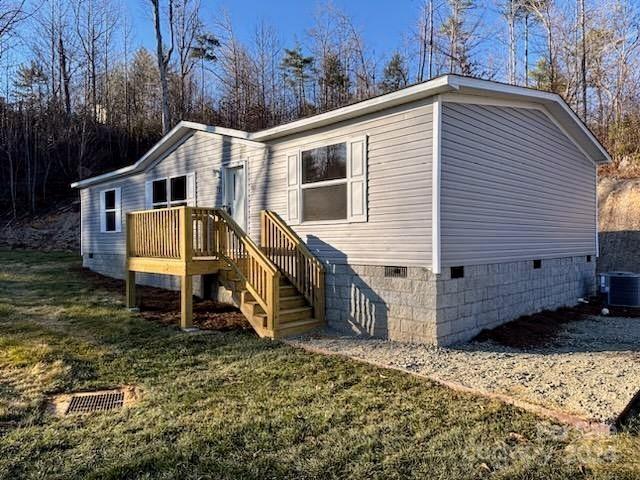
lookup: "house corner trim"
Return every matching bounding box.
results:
[432,96,442,274]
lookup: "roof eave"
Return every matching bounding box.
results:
[70,121,259,189]
[250,75,454,142]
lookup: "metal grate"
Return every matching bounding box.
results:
[384,266,407,278]
[66,391,124,414]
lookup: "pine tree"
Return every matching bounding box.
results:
[380,52,409,93]
[281,46,314,116]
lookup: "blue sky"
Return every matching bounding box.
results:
[120,0,511,82]
[125,0,489,62]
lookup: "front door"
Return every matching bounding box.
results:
[224,165,246,230]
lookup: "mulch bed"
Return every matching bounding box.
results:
[474,296,640,349]
[75,266,252,332]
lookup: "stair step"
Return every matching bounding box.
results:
[276,318,323,337]
[280,295,307,309]
[279,306,313,322]
[279,285,296,297]
[244,299,265,316]
[253,306,313,326]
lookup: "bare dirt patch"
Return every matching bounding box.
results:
[475,300,640,349]
[75,267,251,332]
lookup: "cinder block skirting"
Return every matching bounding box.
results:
[324,264,439,344]
[324,256,595,346]
[434,256,596,345]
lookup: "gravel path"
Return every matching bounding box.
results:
[288,316,640,424]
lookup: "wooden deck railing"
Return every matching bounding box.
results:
[127,207,182,259]
[127,207,222,261]
[213,209,281,331]
[126,207,281,331]
[261,210,325,322]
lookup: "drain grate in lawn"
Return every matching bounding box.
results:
[66,390,124,414]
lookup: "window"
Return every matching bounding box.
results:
[100,188,121,233]
[587,255,592,263]
[300,143,348,222]
[170,176,187,204]
[148,174,191,209]
[152,179,167,208]
[286,137,367,225]
[533,259,542,269]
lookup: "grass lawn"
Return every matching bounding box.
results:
[0,250,639,479]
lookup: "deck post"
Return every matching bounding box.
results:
[126,270,136,308]
[179,207,193,263]
[180,274,193,329]
[125,212,136,309]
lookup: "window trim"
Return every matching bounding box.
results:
[299,141,349,225]
[149,173,191,209]
[99,187,121,233]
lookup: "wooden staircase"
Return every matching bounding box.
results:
[219,270,323,339]
[126,206,325,339]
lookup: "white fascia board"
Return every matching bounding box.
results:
[70,121,263,189]
[251,75,453,141]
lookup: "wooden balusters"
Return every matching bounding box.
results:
[261,210,325,323]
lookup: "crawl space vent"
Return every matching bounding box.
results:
[66,391,124,414]
[384,266,407,278]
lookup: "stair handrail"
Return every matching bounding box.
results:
[213,208,280,331]
[261,210,325,323]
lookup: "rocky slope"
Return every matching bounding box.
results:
[598,177,640,273]
[0,202,80,252]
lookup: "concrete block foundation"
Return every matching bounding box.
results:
[324,256,596,346]
[83,252,596,346]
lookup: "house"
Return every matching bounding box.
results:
[71,75,610,345]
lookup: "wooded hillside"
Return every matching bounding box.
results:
[1,0,640,218]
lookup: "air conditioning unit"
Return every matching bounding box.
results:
[601,272,640,307]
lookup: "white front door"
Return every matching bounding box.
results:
[224,165,246,230]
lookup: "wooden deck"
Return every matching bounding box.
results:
[125,207,325,338]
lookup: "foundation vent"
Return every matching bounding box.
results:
[384,266,407,278]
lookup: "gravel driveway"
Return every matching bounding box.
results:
[288,315,640,426]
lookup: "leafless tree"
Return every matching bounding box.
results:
[150,0,175,133]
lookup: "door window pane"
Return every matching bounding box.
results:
[171,176,187,202]
[152,179,167,204]
[104,190,116,210]
[302,184,347,221]
[302,143,346,184]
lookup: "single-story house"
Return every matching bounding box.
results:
[71,74,610,345]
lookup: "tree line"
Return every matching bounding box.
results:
[1,0,639,217]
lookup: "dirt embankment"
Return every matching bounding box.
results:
[0,202,80,252]
[598,177,640,273]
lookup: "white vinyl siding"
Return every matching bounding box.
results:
[440,102,597,266]
[250,99,434,266]
[81,131,265,256]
